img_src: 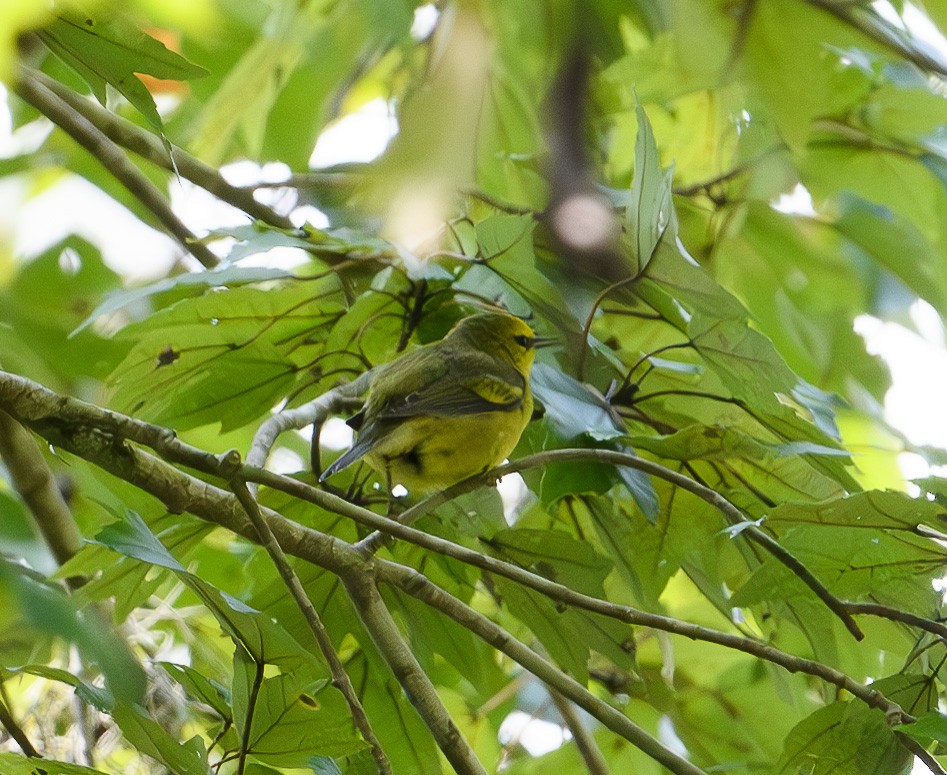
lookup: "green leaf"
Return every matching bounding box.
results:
[485,528,612,597]
[160,662,232,719]
[494,575,635,681]
[775,702,912,774]
[766,490,947,534]
[531,363,622,441]
[107,279,343,430]
[832,193,947,317]
[94,511,319,671]
[0,558,146,705]
[627,102,675,272]
[3,664,112,712]
[73,265,296,336]
[232,659,366,766]
[112,701,211,775]
[393,590,503,693]
[39,11,206,132]
[742,0,869,148]
[0,753,112,775]
[897,710,947,745]
[344,650,444,775]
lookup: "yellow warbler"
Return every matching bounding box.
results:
[319,312,542,492]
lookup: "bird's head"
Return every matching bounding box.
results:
[448,312,545,375]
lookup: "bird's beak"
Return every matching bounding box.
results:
[532,336,557,349]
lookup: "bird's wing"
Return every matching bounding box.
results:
[376,371,525,419]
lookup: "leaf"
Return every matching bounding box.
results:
[112,701,211,775]
[0,753,112,775]
[393,590,504,693]
[897,710,947,745]
[73,265,296,336]
[832,193,947,317]
[231,660,366,766]
[0,558,146,705]
[871,673,938,718]
[344,650,444,775]
[189,2,312,162]
[94,511,319,671]
[485,528,612,597]
[3,664,112,712]
[730,522,943,616]
[529,365,658,517]
[775,702,912,774]
[38,11,206,133]
[742,0,869,148]
[106,279,343,430]
[627,102,675,272]
[531,363,623,441]
[493,575,636,681]
[766,490,947,534]
[160,662,232,719]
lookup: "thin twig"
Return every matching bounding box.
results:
[342,573,488,775]
[843,602,947,641]
[13,68,219,269]
[246,371,372,474]
[895,732,947,775]
[228,472,393,775]
[0,692,39,758]
[549,689,611,775]
[356,448,865,640]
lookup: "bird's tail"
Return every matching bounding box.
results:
[318,439,373,482]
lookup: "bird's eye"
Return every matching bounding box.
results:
[513,334,532,348]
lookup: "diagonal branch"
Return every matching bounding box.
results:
[549,688,610,775]
[0,690,39,758]
[21,65,297,232]
[341,572,488,775]
[357,448,864,640]
[0,410,80,569]
[13,67,220,269]
[228,473,393,775]
[0,371,919,719]
[0,370,708,775]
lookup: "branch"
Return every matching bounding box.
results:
[246,371,372,475]
[896,732,947,775]
[357,449,865,641]
[0,371,907,718]
[0,691,39,758]
[0,370,706,773]
[374,560,708,775]
[0,410,81,569]
[843,602,947,641]
[13,67,220,269]
[805,0,947,78]
[21,65,298,232]
[548,689,610,775]
[228,474,392,775]
[342,572,488,775]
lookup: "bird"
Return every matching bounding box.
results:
[319,312,542,492]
